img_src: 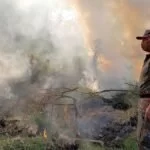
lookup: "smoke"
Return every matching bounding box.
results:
[0,0,90,118]
[0,0,149,116]
[0,1,85,83]
[71,0,150,89]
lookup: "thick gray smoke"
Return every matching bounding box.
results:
[0,0,87,86]
[0,0,89,117]
[0,0,149,117]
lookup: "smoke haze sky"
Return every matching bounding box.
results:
[0,0,149,92]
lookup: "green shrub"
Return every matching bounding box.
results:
[123,136,138,150]
[0,137,46,150]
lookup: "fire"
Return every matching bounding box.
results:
[71,0,145,79]
[89,80,99,92]
[70,0,93,52]
[87,48,95,57]
[134,59,143,79]
[110,0,145,76]
[98,55,112,72]
[43,129,48,139]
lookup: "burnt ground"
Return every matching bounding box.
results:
[0,92,138,149]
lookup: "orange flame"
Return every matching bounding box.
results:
[98,55,112,72]
[43,129,48,139]
[110,0,145,78]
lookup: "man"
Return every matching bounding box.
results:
[136,30,150,150]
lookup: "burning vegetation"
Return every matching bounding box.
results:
[0,0,148,149]
[0,82,139,149]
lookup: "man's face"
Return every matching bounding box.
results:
[141,36,150,52]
